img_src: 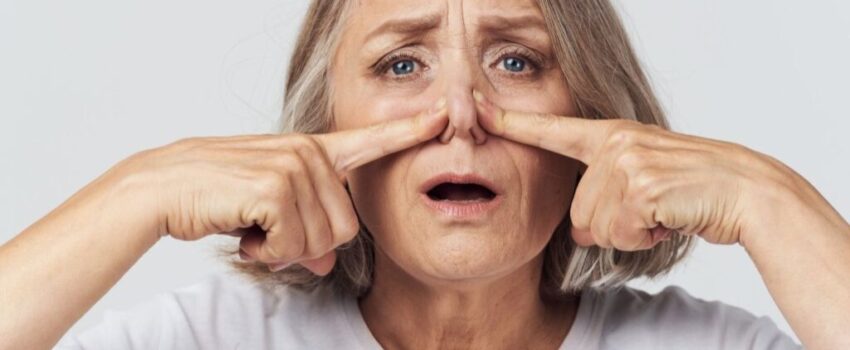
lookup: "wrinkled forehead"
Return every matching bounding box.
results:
[349,0,542,17]
[339,0,548,52]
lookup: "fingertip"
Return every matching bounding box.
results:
[416,102,450,142]
[473,93,505,136]
[472,89,485,103]
[439,124,455,144]
[431,97,447,113]
[471,125,488,144]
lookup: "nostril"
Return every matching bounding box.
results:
[445,95,479,139]
[439,92,489,144]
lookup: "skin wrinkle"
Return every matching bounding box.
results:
[333,0,581,348]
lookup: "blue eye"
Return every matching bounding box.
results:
[502,57,526,72]
[391,59,416,75]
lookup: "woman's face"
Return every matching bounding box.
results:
[332,0,581,285]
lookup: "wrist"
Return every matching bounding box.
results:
[739,171,846,256]
[97,157,165,246]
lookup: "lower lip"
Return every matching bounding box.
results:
[420,193,503,218]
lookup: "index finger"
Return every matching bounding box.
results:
[315,100,449,174]
[473,90,607,164]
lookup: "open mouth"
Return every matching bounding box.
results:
[418,173,503,217]
[426,182,497,202]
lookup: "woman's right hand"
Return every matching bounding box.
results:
[0,100,446,350]
[115,101,448,275]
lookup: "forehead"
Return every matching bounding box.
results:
[341,0,548,52]
[348,0,543,22]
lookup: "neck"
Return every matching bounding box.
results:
[359,250,579,350]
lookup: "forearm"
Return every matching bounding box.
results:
[0,171,160,350]
[743,184,850,350]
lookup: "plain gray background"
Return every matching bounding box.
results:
[2,0,849,343]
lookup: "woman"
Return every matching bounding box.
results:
[2,0,847,349]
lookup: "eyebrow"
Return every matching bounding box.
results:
[361,12,550,51]
[364,13,443,43]
[475,14,548,33]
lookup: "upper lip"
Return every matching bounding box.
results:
[418,172,503,196]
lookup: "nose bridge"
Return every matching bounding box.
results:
[437,15,488,144]
[445,52,476,136]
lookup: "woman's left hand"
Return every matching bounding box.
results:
[473,90,850,348]
[472,90,837,251]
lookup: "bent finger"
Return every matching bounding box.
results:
[285,167,335,262]
[240,193,306,264]
[289,140,360,245]
[612,195,658,250]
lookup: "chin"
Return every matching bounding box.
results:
[405,229,532,283]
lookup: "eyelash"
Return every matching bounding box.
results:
[492,47,544,76]
[371,47,544,82]
[372,52,428,82]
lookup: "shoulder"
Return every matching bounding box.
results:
[55,273,354,350]
[585,285,800,350]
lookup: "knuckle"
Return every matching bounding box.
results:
[569,201,590,228]
[592,229,612,249]
[308,230,334,258]
[609,226,633,250]
[278,153,307,178]
[610,127,638,146]
[604,120,642,149]
[286,134,320,155]
[615,148,650,172]
[263,234,304,262]
[260,241,287,261]
[254,171,291,199]
[532,112,559,128]
[646,123,666,133]
[338,215,360,241]
[628,169,662,202]
[279,236,305,261]
[367,120,391,135]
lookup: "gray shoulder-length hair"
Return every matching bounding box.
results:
[228,0,693,297]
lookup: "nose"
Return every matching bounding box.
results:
[436,50,488,145]
[439,86,488,145]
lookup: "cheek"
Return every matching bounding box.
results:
[490,72,576,117]
[345,151,413,230]
[510,145,577,231]
[334,93,434,130]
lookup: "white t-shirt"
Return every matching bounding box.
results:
[55,273,800,349]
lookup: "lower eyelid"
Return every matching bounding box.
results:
[491,59,537,75]
[383,67,431,83]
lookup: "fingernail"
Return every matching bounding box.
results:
[472,89,486,103]
[268,262,292,272]
[430,97,447,114]
[439,124,455,143]
[238,248,256,262]
[471,126,487,144]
